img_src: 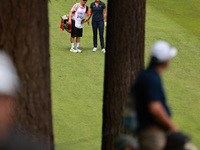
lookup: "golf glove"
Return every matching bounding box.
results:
[104,22,107,27]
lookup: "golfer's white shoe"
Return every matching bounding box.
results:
[76,47,82,53]
[102,49,106,53]
[93,47,97,52]
[70,47,77,53]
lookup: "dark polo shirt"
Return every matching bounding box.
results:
[131,67,171,131]
[90,1,106,21]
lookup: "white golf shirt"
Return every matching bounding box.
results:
[71,3,90,29]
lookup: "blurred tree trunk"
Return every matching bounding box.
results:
[102,0,146,149]
[0,0,53,150]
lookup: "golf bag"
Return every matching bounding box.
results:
[60,15,72,33]
[60,3,89,33]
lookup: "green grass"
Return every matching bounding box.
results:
[49,0,106,149]
[148,0,200,37]
[49,0,200,149]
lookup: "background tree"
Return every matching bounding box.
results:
[0,0,53,149]
[102,0,146,149]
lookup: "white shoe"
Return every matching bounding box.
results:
[70,47,77,53]
[93,47,97,52]
[76,47,82,53]
[102,48,106,53]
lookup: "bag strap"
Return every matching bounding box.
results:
[74,3,79,12]
[74,3,88,14]
[86,6,88,13]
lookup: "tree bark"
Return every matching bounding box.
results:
[0,0,53,149]
[102,0,146,149]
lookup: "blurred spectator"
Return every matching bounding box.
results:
[0,50,42,150]
[130,41,178,150]
[129,41,198,150]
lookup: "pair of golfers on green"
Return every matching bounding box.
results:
[68,0,107,53]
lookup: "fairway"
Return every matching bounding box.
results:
[49,0,200,149]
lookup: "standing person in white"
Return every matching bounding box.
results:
[68,0,90,53]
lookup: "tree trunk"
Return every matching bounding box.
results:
[0,0,53,149]
[102,0,146,149]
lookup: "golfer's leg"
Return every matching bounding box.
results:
[76,37,80,44]
[138,129,166,150]
[92,21,98,48]
[76,37,80,48]
[70,19,75,48]
[70,37,75,49]
[99,20,105,49]
[71,37,74,43]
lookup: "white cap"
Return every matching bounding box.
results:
[151,40,177,62]
[0,50,19,96]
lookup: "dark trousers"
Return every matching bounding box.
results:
[92,20,104,49]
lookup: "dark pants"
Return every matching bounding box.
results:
[71,20,82,37]
[92,20,104,49]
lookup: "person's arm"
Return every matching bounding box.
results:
[103,8,107,26]
[68,11,73,24]
[69,4,76,24]
[87,21,90,26]
[82,8,92,24]
[148,101,179,132]
[85,8,93,22]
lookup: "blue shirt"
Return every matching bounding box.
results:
[90,1,106,21]
[131,67,171,131]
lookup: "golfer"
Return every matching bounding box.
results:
[89,0,107,53]
[131,41,179,150]
[68,0,90,53]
